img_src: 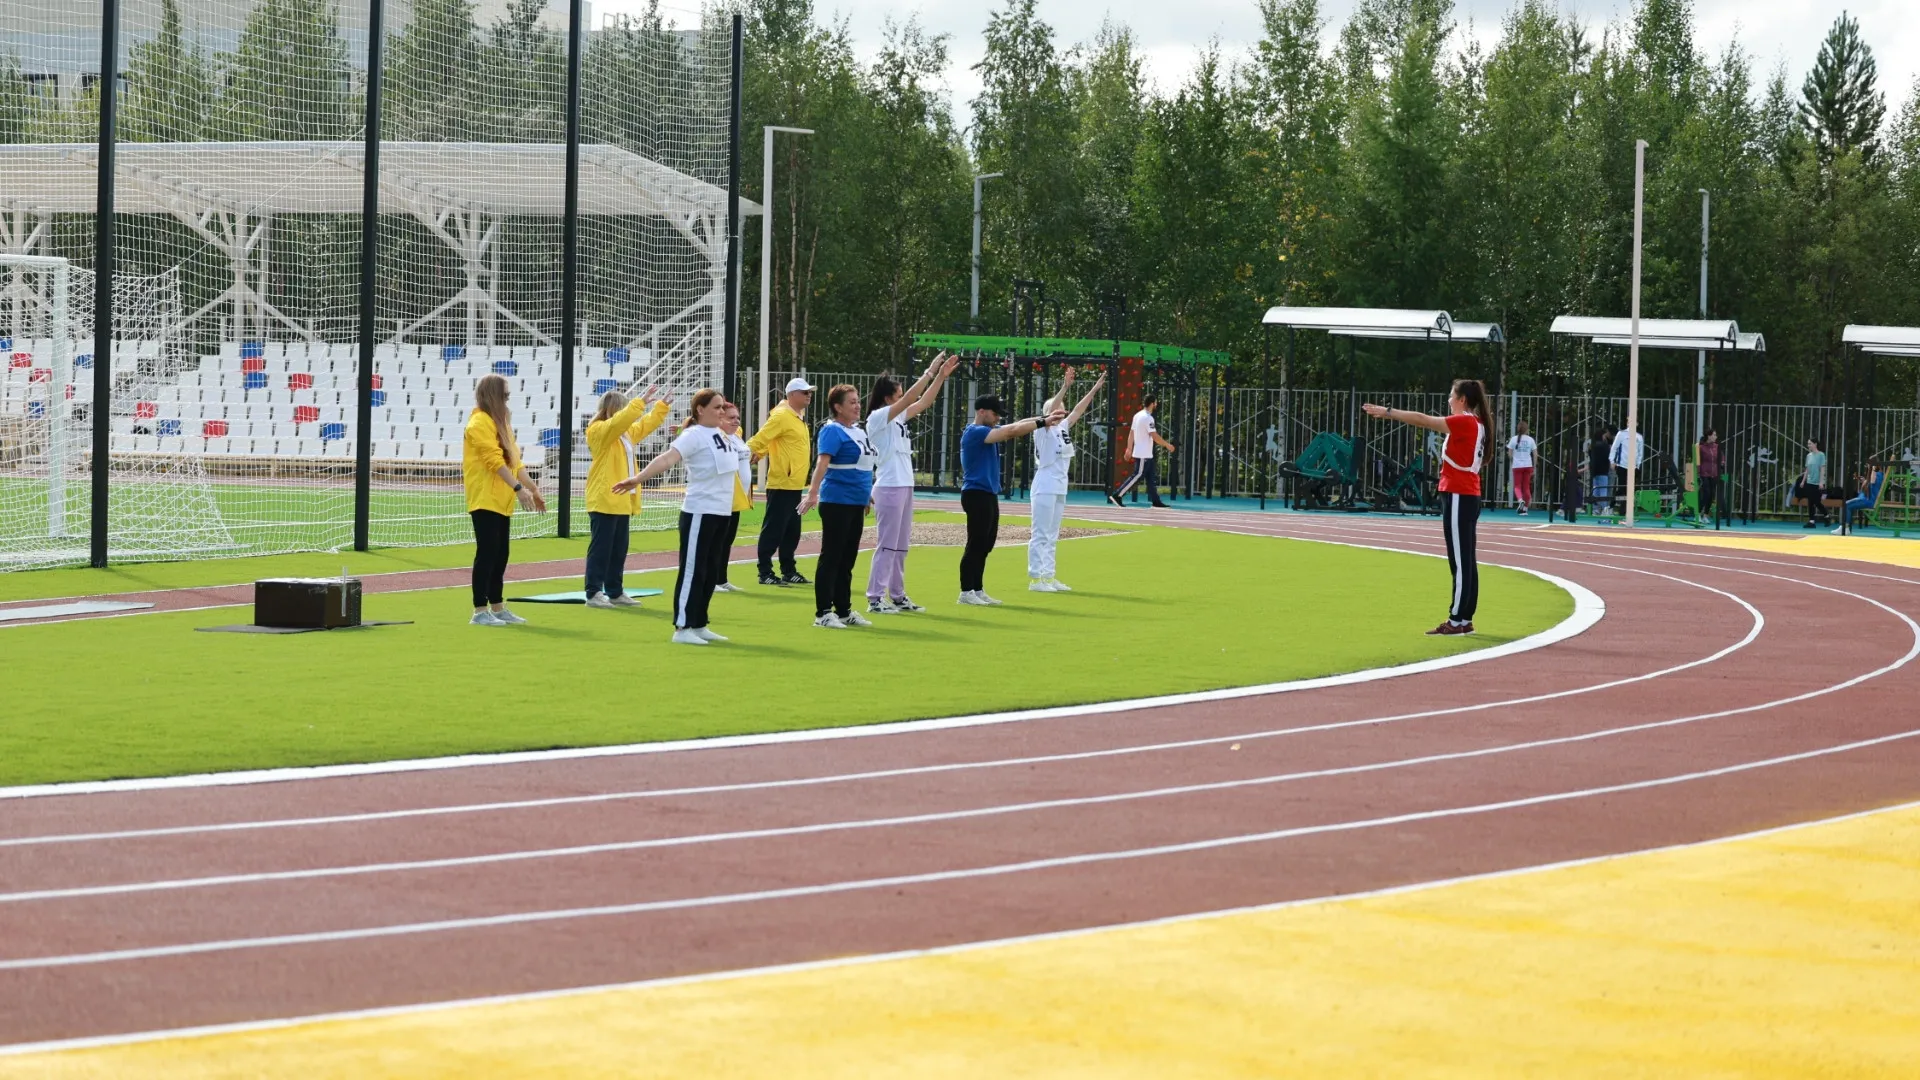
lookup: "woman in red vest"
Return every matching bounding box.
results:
[1363,379,1494,636]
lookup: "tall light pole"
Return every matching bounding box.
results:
[1696,188,1709,450]
[757,125,813,430]
[970,172,1003,327]
[1625,139,1647,528]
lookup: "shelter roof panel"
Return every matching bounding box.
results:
[1262,306,1452,336]
[1551,316,1739,349]
[0,141,758,219]
[1842,325,1920,353]
[1327,321,1504,344]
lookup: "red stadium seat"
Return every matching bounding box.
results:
[134,401,157,419]
[241,357,266,373]
[294,405,320,425]
[203,419,229,437]
[29,368,50,383]
[9,352,29,368]
[289,372,314,391]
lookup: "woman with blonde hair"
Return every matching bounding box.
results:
[463,373,545,626]
[613,388,741,645]
[583,385,670,608]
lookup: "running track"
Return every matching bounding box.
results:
[3,511,1919,1051]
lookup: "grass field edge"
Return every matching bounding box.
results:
[0,540,1599,801]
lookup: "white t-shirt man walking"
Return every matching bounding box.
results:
[1108,395,1176,508]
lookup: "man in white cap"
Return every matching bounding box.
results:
[748,377,815,586]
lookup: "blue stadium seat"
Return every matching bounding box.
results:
[240,341,264,359]
[320,422,347,442]
[74,353,92,368]
[370,390,387,407]
[492,360,518,376]
[539,427,562,449]
[607,346,629,364]
[594,378,617,395]
[243,371,268,390]
[441,344,466,363]
[158,419,182,437]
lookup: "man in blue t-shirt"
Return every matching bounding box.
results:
[958,393,1064,606]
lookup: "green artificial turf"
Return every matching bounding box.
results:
[0,526,1572,787]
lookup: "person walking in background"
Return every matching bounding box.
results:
[463,373,545,626]
[748,377,815,587]
[1800,437,1830,527]
[1363,378,1494,636]
[797,384,878,628]
[960,394,1065,606]
[582,386,669,609]
[1108,394,1176,508]
[713,400,755,593]
[613,389,737,646]
[1697,428,1722,524]
[1587,427,1612,515]
[1030,367,1105,592]
[1506,419,1536,515]
[864,352,959,615]
[1609,424,1644,514]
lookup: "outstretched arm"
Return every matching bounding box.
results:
[1361,402,1448,434]
[898,353,961,422]
[1065,373,1106,427]
[611,446,682,493]
[984,409,1068,444]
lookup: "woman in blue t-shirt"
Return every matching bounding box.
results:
[798,384,877,628]
[958,393,1064,605]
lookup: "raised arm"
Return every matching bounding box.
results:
[984,409,1068,444]
[1065,373,1105,427]
[1361,402,1448,434]
[897,353,961,423]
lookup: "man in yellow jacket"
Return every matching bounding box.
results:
[582,390,671,606]
[748,377,815,586]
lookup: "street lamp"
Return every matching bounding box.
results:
[758,124,813,430]
[970,172,1002,327]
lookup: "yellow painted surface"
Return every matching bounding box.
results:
[1558,526,1920,569]
[8,803,1919,1079]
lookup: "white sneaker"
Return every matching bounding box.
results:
[868,597,900,614]
[843,611,874,627]
[607,593,641,607]
[671,628,709,645]
[694,627,729,642]
[714,582,742,593]
[1049,578,1071,592]
[957,591,992,606]
[585,592,616,609]
[491,607,528,625]
[977,592,1003,605]
[470,611,504,626]
[891,596,925,612]
[1030,578,1066,592]
[814,612,847,628]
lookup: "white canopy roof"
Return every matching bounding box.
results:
[1842,325,1920,356]
[0,141,758,220]
[1551,316,1754,351]
[1263,306,1452,338]
[1328,321,1504,344]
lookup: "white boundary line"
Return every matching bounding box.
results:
[2,790,1916,1058]
[0,535,1603,800]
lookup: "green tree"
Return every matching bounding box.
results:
[1799,12,1885,164]
[384,0,479,140]
[123,0,215,142]
[218,0,357,140]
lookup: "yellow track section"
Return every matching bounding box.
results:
[1556,526,1920,569]
[8,802,1918,1079]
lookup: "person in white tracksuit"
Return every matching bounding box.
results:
[1028,368,1106,592]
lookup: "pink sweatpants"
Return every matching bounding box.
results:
[866,486,914,601]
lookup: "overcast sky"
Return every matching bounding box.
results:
[629,0,1916,125]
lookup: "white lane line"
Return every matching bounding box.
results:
[10,556,1904,904]
[0,537,1603,801]
[5,706,1918,974]
[3,561,1750,848]
[6,791,1916,1060]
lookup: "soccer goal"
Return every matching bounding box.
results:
[0,254,233,569]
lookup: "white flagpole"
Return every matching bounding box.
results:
[1625,139,1647,527]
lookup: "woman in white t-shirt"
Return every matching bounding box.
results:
[862,352,959,615]
[1029,367,1105,591]
[1506,420,1537,514]
[614,388,742,645]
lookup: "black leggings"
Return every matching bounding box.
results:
[960,489,1000,593]
[814,502,865,617]
[1697,476,1719,522]
[470,509,511,608]
[717,511,741,585]
[1441,492,1480,623]
[673,511,733,629]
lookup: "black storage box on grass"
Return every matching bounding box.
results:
[255,578,362,629]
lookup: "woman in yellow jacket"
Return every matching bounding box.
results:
[713,400,755,592]
[464,373,545,626]
[583,386,670,608]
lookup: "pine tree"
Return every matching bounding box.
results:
[123,0,214,142]
[1798,12,1885,163]
[218,0,357,141]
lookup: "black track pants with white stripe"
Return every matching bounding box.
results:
[1112,456,1159,503]
[1441,491,1481,623]
[674,511,732,630]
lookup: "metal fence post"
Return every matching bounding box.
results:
[89,0,122,567]
[556,0,585,538]
[353,0,385,552]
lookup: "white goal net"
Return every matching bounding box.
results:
[0,254,232,569]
